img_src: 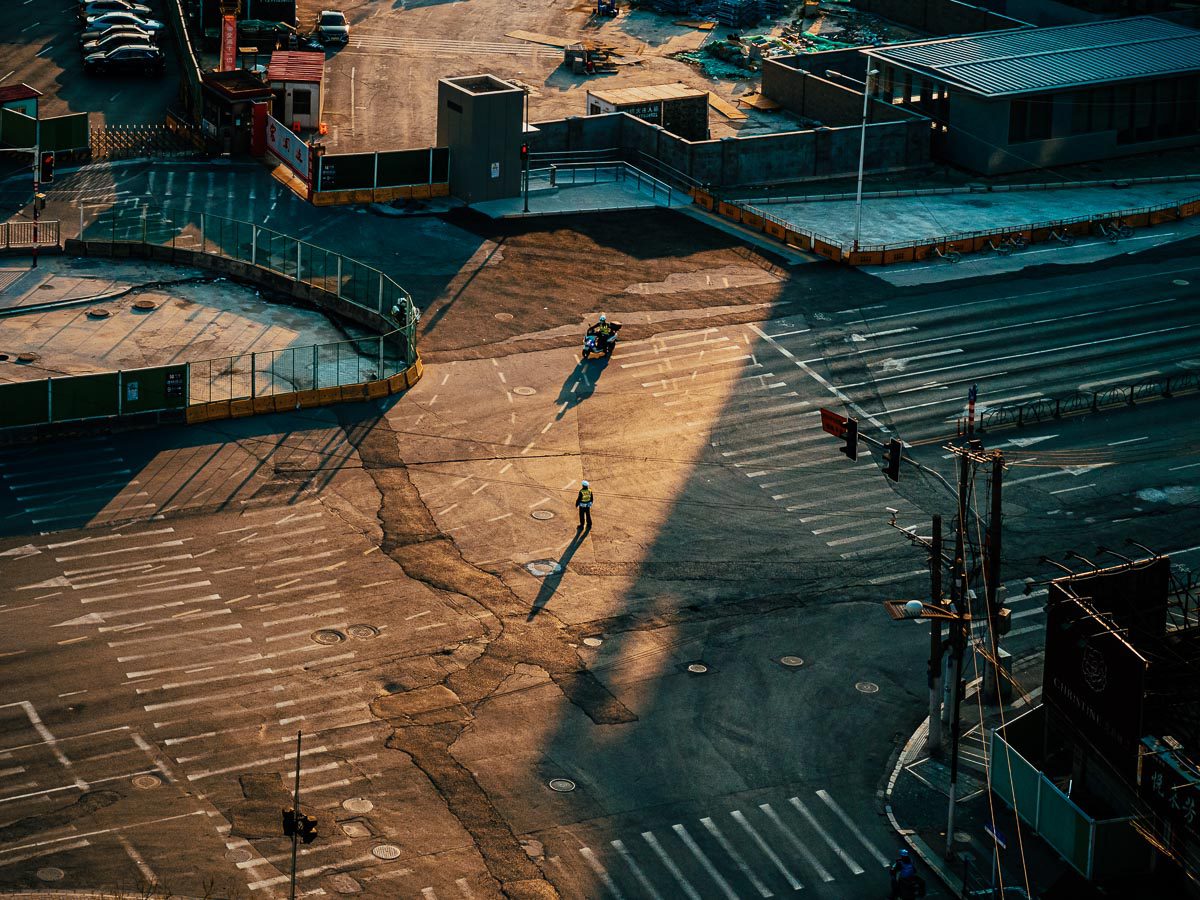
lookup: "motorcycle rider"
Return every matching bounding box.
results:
[889,848,925,899]
[587,314,617,355]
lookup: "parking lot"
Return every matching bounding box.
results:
[0,0,180,127]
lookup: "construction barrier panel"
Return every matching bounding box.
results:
[0,380,50,428]
[718,202,742,222]
[811,239,842,262]
[50,372,120,422]
[740,211,764,231]
[784,230,811,250]
[764,220,787,241]
[884,246,915,264]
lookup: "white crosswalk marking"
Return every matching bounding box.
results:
[611,839,664,900]
[815,790,890,866]
[580,847,625,899]
[731,809,803,891]
[788,796,864,875]
[455,877,475,898]
[642,831,702,900]
[421,888,438,899]
[672,823,739,900]
[701,815,773,897]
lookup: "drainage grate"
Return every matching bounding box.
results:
[343,797,374,814]
[224,849,253,864]
[312,629,346,645]
[346,624,379,640]
[371,844,401,860]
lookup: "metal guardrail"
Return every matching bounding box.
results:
[2,220,59,248]
[981,370,1200,430]
[536,162,676,204]
[75,203,419,406]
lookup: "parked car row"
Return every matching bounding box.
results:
[77,0,166,76]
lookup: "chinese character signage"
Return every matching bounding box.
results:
[266,116,311,185]
[1140,737,1200,843]
[220,15,237,72]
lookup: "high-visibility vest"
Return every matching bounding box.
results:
[578,488,593,507]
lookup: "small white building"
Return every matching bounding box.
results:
[266,51,324,132]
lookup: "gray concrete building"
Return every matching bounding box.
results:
[864,16,1200,174]
[436,75,526,204]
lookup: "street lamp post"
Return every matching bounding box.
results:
[853,68,879,253]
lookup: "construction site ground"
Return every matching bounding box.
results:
[267,0,917,152]
[0,258,358,383]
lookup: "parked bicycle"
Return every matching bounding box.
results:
[1049,228,1077,246]
[935,243,962,264]
[1096,219,1134,243]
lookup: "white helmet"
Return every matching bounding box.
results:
[581,480,589,488]
[598,314,607,323]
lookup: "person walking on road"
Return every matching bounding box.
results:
[576,480,593,531]
[889,848,925,899]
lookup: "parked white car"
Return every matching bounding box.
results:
[83,12,165,36]
[79,0,152,21]
[315,10,349,45]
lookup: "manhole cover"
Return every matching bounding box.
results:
[1173,279,1190,286]
[343,797,374,813]
[371,844,401,860]
[525,559,562,577]
[312,629,346,645]
[133,299,158,311]
[855,681,880,694]
[548,778,576,793]
[132,774,162,790]
[87,308,111,319]
[531,509,555,520]
[346,624,379,640]
[224,849,252,864]
[36,868,64,882]
[16,352,38,363]
[341,820,372,838]
[687,663,709,674]
[780,656,804,668]
[513,386,536,396]
[582,637,603,648]
[494,312,514,321]
[326,872,361,894]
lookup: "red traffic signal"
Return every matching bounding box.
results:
[820,408,858,461]
[39,152,55,184]
[519,143,529,161]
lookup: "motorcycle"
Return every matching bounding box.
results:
[582,322,621,360]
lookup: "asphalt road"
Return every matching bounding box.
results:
[1,169,1199,897]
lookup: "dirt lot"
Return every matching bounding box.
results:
[297,0,849,152]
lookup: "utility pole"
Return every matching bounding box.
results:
[945,448,970,855]
[925,514,943,756]
[982,450,1009,703]
[289,731,301,900]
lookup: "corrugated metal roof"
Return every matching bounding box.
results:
[267,51,324,84]
[866,16,1200,97]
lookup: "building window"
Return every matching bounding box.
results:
[292,89,312,115]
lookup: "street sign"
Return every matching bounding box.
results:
[984,822,1007,850]
[819,407,847,438]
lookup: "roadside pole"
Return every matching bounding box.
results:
[925,514,943,756]
[945,449,970,855]
[31,125,39,270]
[983,450,1008,703]
[289,731,301,900]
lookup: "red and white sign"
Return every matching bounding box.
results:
[266,115,311,184]
[220,14,237,72]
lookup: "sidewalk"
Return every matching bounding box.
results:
[885,653,1095,899]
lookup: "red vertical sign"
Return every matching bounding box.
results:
[250,101,267,156]
[220,15,237,72]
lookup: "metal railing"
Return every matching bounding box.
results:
[2,220,60,248]
[981,369,1200,430]
[76,203,419,404]
[535,162,677,205]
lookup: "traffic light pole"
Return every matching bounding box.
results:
[289,731,301,900]
[982,450,1008,704]
[31,127,39,270]
[926,514,943,756]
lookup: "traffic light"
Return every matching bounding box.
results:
[519,143,529,162]
[39,152,54,184]
[840,416,858,461]
[282,807,297,837]
[300,813,318,844]
[883,438,903,482]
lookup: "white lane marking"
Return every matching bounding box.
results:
[186,745,329,782]
[109,624,242,649]
[702,815,773,897]
[759,801,831,882]
[731,809,802,891]
[1169,462,1200,471]
[46,527,174,549]
[611,839,663,900]
[869,568,928,585]
[1049,483,1095,495]
[1107,436,1148,446]
[421,888,438,899]
[874,349,962,369]
[55,538,192,562]
[0,838,91,867]
[815,790,890,866]
[456,877,476,898]
[80,580,213,604]
[118,834,158,884]
[672,823,738,900]
[580,847,626,899]
[788,795,863,875]
[0,769,155,805]
[262,608,347,628]
[247,854,378,891]
[0,701,87,790]
[642,831,701,900]
[766,328,811,338]
[826,529,894,547]
[749,323,888,431]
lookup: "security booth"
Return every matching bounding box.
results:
[266,51,324,132]
[586,83,710,140]
[436,75,526,204]
[200,69,273,155]
[0,84,42,119]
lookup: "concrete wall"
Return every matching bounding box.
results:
[852,0,1030,33]
[762,58,918,126]
[529,108,931,188]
